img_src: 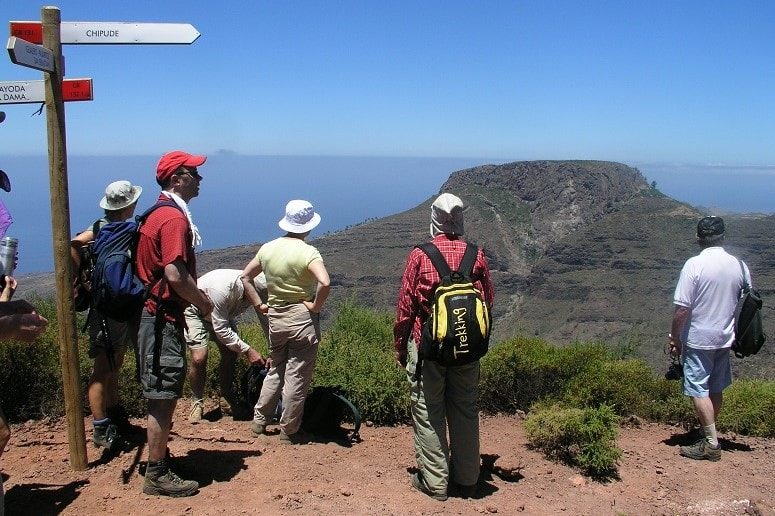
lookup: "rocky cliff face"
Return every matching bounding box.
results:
[18,160,773,377]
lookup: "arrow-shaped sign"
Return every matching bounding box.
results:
[0,78,94,104]
[10,21,200,45]
[6,36,55,72]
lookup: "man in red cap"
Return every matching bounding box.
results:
[135,150,213,497]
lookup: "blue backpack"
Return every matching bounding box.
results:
[90,200,181,321]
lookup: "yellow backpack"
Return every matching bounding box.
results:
[417,242,491,369]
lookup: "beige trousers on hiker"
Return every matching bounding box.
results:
[406,340,481,497]
[253,303,320,435]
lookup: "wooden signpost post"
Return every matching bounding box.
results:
[5,6,200,472]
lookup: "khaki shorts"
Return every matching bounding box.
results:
[183,305,213,351]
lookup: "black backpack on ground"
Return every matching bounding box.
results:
[240,365,362,443]
[732,259,766,358]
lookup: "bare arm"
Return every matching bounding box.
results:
[302,259,330,314]
[0,313,49,342]
[70,230,94,277]
[240,257,266,315]
[670,304,692,356]
[164,259,213,317]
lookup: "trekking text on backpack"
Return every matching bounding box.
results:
[89,200,181,322]
[732,259,766,358]
[416,242,491,368]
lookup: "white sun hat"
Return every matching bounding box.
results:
[99,180,143,211]
[278,199,321,233]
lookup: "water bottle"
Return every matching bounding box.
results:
[0,237,18,277]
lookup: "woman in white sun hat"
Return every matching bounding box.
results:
[240,199,330,444]
[70,180,143,452]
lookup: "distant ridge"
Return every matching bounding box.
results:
[18,160,774,377]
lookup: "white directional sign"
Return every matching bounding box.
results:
[10,21,200,45]
[6,36,54,72]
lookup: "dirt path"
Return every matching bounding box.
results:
[2,401,773,515]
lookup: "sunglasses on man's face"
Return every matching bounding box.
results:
[177,168,202,180]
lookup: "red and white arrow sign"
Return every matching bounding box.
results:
[0,78,93,104]
[9,21,200,45]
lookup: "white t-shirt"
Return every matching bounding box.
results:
[673,246,750,350]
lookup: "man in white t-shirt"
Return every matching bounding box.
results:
[185,269,269,423]
[669,216,750,461]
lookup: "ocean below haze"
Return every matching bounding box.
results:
[2,155,773,274]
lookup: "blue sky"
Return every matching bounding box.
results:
[2,1,774,164]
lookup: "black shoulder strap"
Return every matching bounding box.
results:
[416,243,452,278]
[459,243,478,277]
[137,199,182,225]
[737,258,751,293]
[91,220,101,238]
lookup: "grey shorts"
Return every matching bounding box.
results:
[137,312,187,400]
[87,313,135,359]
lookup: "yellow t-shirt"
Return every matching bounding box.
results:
[256,236,323,306]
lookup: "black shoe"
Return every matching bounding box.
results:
[679,438,721,461]
[93,422,125,452]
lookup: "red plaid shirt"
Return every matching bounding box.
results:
[394,234,494,352]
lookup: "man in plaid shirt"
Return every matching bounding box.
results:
[394,193,494,501]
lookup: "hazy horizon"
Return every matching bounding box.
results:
[3,155,773,274]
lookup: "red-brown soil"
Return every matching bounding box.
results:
[2,399,773,515]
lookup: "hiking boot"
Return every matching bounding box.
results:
[143,462,199,497]
[189,399,204,424]
[106,405,143,435]
[93,422,125,452]
[250,421,266,437]
[679,438,721,462]
[279,429,312,445]
[410,472,447,501]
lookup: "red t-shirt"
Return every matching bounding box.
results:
[135,194,196,324]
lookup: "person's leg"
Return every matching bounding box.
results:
[216,338,238,399]
[278,306,319,438]
[139,314,197,497]
[406,341,449,500]
[253,310,288,430]
[184,308,209,423]
[446,361,481,493]
[187,344,208,402]
[681,347,721,460]
[88,350,111,421]
[0,405,10,461]
[147,398,177,462]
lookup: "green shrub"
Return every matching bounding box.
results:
[641,378,693,427]
[479,339,612,414]
[524,401,622,476]
[562,359,656,417]
[717,380,775,437]
[0,299,66,420]
[313,300,409,425]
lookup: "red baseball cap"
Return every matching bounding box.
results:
[156,150,207,185]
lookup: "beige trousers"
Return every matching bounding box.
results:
[253,303,320,435]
